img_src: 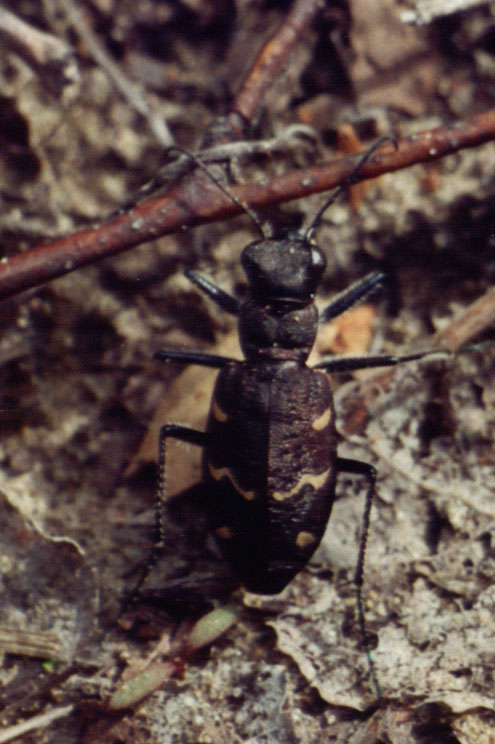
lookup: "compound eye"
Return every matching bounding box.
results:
[310,246,326,275]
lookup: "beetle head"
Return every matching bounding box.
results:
[242,238,326,304]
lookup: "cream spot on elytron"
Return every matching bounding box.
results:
[215,526,233,540]
[312,407,331,431]
[296,531,316,548]
[272,468,331,502]
[208,463,255,501]
[212,399,228,422]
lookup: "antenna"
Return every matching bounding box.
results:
[166,146,266,238]
[305,136,396,242]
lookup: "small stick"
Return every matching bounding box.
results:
[1,110,495,301]
[58,0,174,147]
[338,286,495,436]
[431,286,495,352]
[190,0,325,148]
[0,706,74,744]
[0,7,77,97]
[233,0,324,122]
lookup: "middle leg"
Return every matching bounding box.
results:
[122,425,208,613]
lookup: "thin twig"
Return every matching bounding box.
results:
[0,7,78,97]
[195,0,325,147]
[0,705,75,744]
[431,286,495,351]
[233,0,324,121]
[402,0,490,25]
[118,125,317,211]
[338,285,495,436]
[58,0,174,147]
[1,109,495,302]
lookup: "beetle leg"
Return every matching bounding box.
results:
[335,457,377,588]
[319,271,384,324]
[313,348,450,373]
[121,425,208,615]
[155,349,235,368]
[336,457,381,696]
[185,269,240,315]
[155,424,208,548]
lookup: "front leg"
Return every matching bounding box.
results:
[155,349,235,368]
[185,269,240,315]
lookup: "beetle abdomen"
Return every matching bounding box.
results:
[204,361,337,593]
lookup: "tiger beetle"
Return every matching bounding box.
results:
[134,140,447,691]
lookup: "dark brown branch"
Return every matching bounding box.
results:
[232,0,324,122]
[2,109,495,302]
[198,0,324,147]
